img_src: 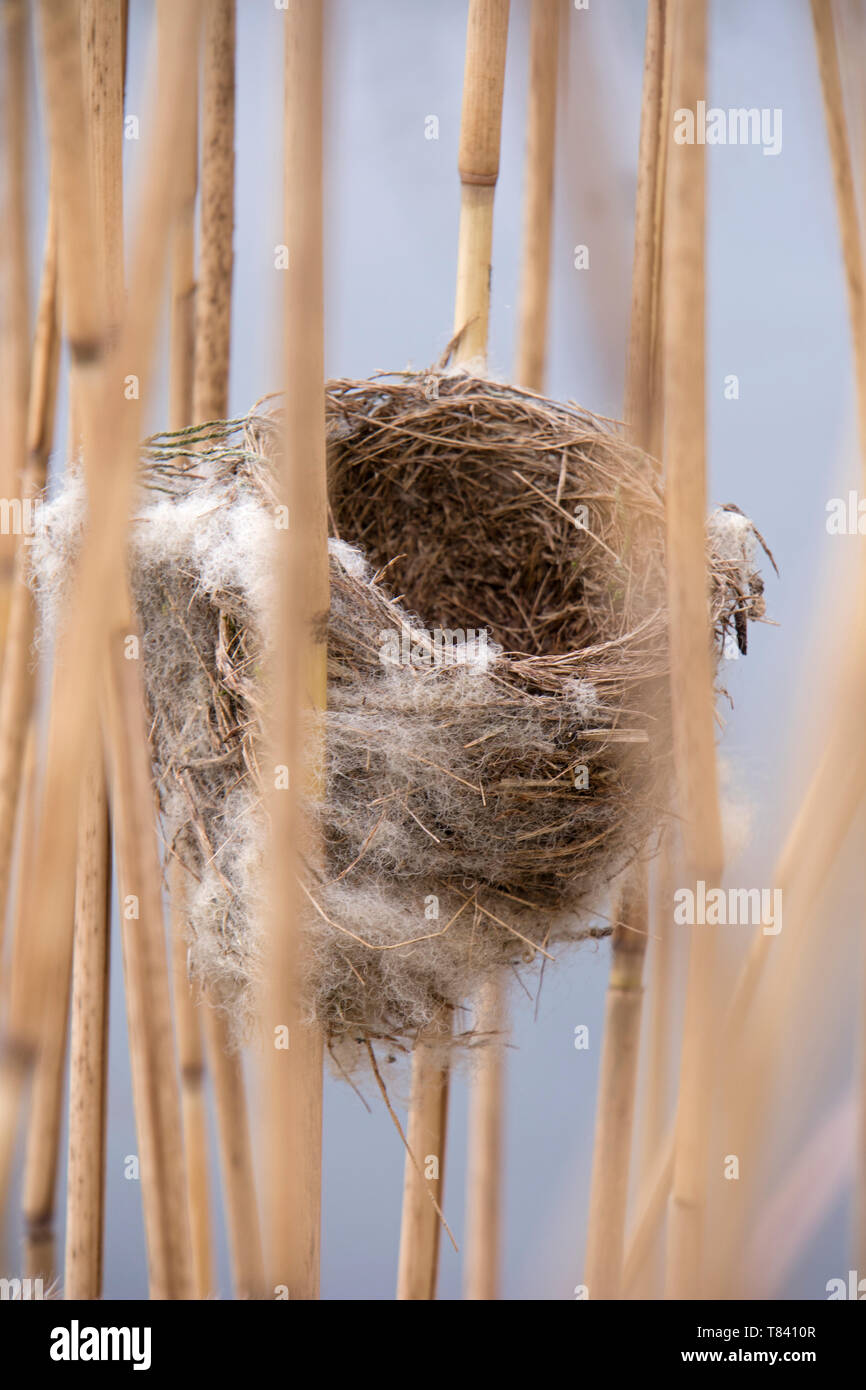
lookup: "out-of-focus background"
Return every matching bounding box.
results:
[12,0,860,1298]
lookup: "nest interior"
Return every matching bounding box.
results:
[30,369,767,1062]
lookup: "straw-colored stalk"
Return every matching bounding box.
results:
[463,981,504,1300]
[631,835,675,1294]
[161,0,214,1299]
[623,1128,675,1294]
[462,0,552,1306]
[169,866,213,1299]
[584,871,649,1298]
[203,1005,264,1298]
[103,643,194,1300]
[22,746,89,1288]
[0,203,59,1229]
[190,0,264,1300]
[261,0,327,1300]
[17,727,63,1283]
[462,0,524,1307]
[0,0,35,956]
[22,0,201,1297]
[452,0,510,362]
[0,197,59,968]
[193,0,235,423]
[64,747,112,1298]
[623,0,669,451]
[640,838,675,1167]
[514,0,558,392]
[397,1015,452,1300]
[662,0,724,1300]
[811,0,866,471]
[59,0,125,1302]
[810,0,866,1279]
[0,729,39,1235]
[404,0,509,1304]
[0,0,30,656]
[583,0,668,1302]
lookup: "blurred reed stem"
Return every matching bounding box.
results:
[661,0,725,1300]
[261,0,328,1300]
[161,0,215,1298]
[583,0,668,1302]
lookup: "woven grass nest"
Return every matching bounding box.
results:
[32,369,767,1064]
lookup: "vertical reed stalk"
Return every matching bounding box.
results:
[637,836,675,1214]
[21,880,71,1284]
[16,726,64,1283]
[463,981,504,1300]
[464,0,543,1305]
[452,0,510,362]
[584,873,650,1298]
[60,0,124,1302]
[514,0,558,392]
[810,0,866,474]
[623,0,669,450]
[583,0,668,1302]
[103,644,194,1300]
[0,0,30,656]
[622,1129,675,1293]
[397,1014,452,1300]
[193,0,235,423]
[0,235,59,1240]
[169,865,213,1299]
[64,747,112,1298]
[262,0,327,1300]
[190,0,264,1300]
[0,198,59,964]
[412,0,509,1304]
[161,0,214,1298]
[0,0,38,955]
[662,0,725,1300]
[809,0,866,1277]
[203,1005,264,1299]
[0,199,59,1233]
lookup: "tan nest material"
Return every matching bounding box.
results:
[32,369,768,1062]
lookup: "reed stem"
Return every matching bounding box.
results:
[0,0,30,655]
[160,0,215,1298]
[189,0,264,1299]
[514,0,558,392]
[64,747,112,1298]
[453,0,510,363]
[464,980,505,1300]
[203,1004,264,1299]
[397,1015,452,1300]
[193,0,235,424]
[0,198,59,963]
[60,0,125,1303]
[261,0,328,1300]
[661,0,724,1300]
[169,864,213,1299]
[583,869,649,1298]
[583,0,668,1302]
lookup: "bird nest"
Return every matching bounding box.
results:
[30,369,768,1062]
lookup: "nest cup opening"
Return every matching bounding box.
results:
[325,371,668,661]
